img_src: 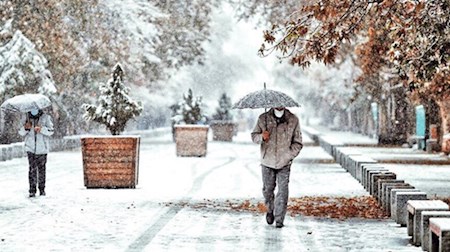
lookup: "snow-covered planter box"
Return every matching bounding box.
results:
[81,136,140,188]
[171,89,208,157]
[210,93,235,142]
[210,121,235,142]
[175,125,209,157]
[82,63,143,188]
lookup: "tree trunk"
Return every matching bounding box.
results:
[378,98,389,143]
[437,99,450,151]
[378,88,410,145]
[362,101,372,136]
[350,106,358,132]
[338,109,349,131]
[424,99,442,143]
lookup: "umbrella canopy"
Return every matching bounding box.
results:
[1,93,51,113]
[232,88,300,109]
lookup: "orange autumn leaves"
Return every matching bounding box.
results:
[166,196,389,220]
[257,0,449,100]
[288,196,387,219]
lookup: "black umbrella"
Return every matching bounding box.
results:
[233,83,300,131]
[232,83,300,109]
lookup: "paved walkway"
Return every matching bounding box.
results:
[0,128,438,251]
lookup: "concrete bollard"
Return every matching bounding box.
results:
[345,155,377,181]
[50,139,62,152]
[11,143,24,158]
[377,180,404,203]
[362,167,387,189]
[354,157,377,183]
[366,169,389,191]
[390,188,421,220]
[429,217,450,252]
[393,191,427,226]
[335,147,361,168]
[406,200,449,246]
[421,211,450,251]
[0,146,9,161]
[63,137,81,149]
[384,184,415,214]
[5,145,13,160]
[370,172,396,196]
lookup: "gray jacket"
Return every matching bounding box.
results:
[18,113,54,154]
[251,108,303,169]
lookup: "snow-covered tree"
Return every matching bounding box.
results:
[234,0,450,146]
[83,63,143,135]
[212,93,233,121]
[165,2,263,113]
[172,89,207,125]
[0,25,56,98]
[100,0,219,85]
[236,0,449,100]
[154,0,217,71]
[1,0,218,136]
[0,23,56,144]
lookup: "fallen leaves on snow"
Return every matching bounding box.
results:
[164,196,389,220]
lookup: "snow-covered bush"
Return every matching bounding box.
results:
[212,93,233,121]
[83,63,143,135]
[171,88,207,125]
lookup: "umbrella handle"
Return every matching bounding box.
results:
[264,82,267,130]
[264,109,267,131]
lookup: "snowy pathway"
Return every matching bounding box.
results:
[0,132,421,251]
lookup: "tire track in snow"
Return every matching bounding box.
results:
[125,206,181,252]
[244,160,260,180]
[126,151,236,251]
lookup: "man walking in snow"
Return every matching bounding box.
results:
[18,109,54,197]
[251,107,302,228]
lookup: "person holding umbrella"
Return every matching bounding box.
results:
[18,108,53,197]
[251,106,303,228]
[233,84,303,228]
[1,94,54,197]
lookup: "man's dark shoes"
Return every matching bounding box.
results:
[276,222,284,228]
[40,190,46,196]
[29,192,36,198]
[266,212,274,225]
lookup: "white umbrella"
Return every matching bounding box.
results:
[1,93,52,113]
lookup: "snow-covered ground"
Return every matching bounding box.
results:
[0,130,435,251]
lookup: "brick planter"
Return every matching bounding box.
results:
[210,121,236,142]
[175,125,209,157]
[81,136,140,188]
